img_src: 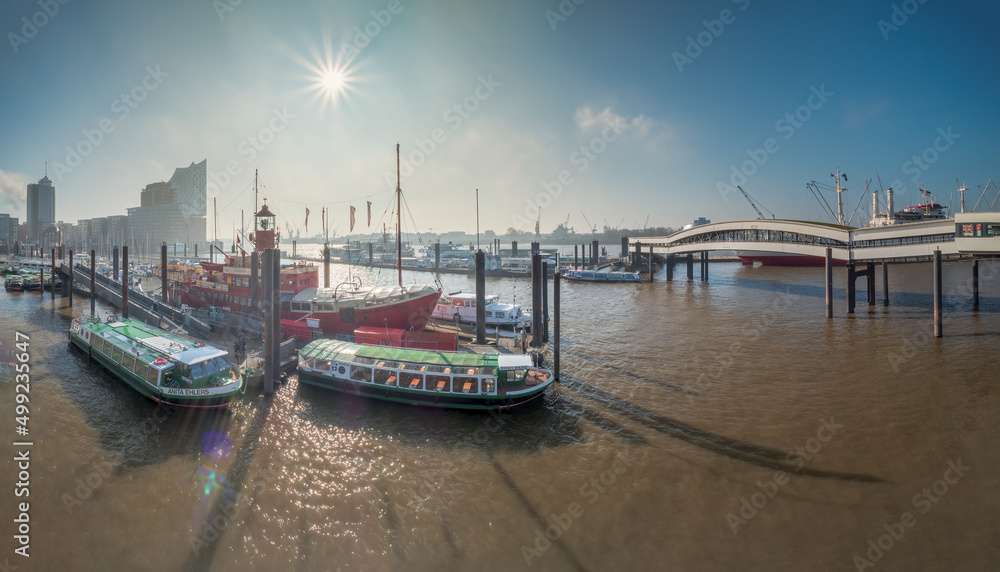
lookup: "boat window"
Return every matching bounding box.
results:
[427,375,450,392]
[112,346,124,364]
[374,369,397,386]
[464,368,479,375]
[93,337,105,354]
[480,367,495,376]
[403,373,423,390]
[177,364,192,380]
[190,362,207,379]
[123,353,137,373]
[483,378,496,393]
[314,358,331,371]
[298,354,310,368]
[146,365,159,385]
[349,365,371,382]
[375,361,399,369]
[455,377,478,393]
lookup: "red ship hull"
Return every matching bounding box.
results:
[283,288,441,336]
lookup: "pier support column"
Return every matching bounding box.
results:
[475,250,486,345]
[553,270,560,382]
[866,263,876,306]
[933,249,942,338]
[686,254,694,281]
[972,259,979,311]
[90,250,96,317]
[825,248,833,318]
[700,252,709,282]
[530,246,543,347]
[846,263,856,315]
[882,261,889,308]
[122,245,129,319]
[68,250,74,307]
[161,243,168,305]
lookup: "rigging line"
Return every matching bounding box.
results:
[276,189,394,207]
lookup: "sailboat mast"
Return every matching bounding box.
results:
[396,143,402,287]
[254,169,258,215]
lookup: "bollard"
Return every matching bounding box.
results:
[933,249,942,338]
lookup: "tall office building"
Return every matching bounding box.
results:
[0,214,14,254]
[26,174,55,242]
[170,160,207,218]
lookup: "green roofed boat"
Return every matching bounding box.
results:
[69,317,243,409]
[297,339,555,411]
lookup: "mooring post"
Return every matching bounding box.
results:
[530,244,543,346]
[250,250,260,310]
[510,240,517,258]
[272,248,281,389]
[553,270,560,382]
[972,259,979,311]
[194,243,198,259]
[621,236,629,269]
[633,241,641,273]
[68,250,74,307]
[368,242,373,266]
[592,240,599,269]
[122,245,129,319]
[573,244,578,269]
[542,261,550,343]
[475,250,486,345]
[882,261,889,308]
[323,244,330,288]
[161,243,168,305]
[262,249,274,394]
[435,242,440,271]
[846,263,856,315]
[933,249,942,338]
[665,255,673,282]
[51,248,56,300]
[649,245,655,282]
[113,246,119,283]
[90,250,96,316]
[686,253,694,280]
[825,248,833,318]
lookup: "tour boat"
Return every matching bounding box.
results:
[562,269,643,282]
[430,292,530,329]
[69,317,243,408]
[297,339,554,410]
[4,275,24,291]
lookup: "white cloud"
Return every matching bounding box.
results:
[573,106,674,152]
[0,169,29,214]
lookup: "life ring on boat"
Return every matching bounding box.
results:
[153,358,167,365]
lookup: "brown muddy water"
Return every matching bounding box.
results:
[1,258,998,571]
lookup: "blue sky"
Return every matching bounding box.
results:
[1,0,998,237]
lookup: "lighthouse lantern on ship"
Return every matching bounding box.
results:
[253,202,279,251]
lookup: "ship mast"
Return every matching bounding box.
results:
[835,168,846,225]
[395,144,403,287]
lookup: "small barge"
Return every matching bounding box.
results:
[69,317,242,408]
[297,339,554,411]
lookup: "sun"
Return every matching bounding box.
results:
[321,71,346,95]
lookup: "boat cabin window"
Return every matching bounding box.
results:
[123,353,137,373]
[403,373,423,390]
[313,358,331,371]
[426,375,450,392]
[189,358,227,380]
[483,378,496,393]
[455,376,478,393]
[146,365,159,385]
[112,346,124,364]
[480,367,495,376]
[374,368,397,386]
[349,364,372,382]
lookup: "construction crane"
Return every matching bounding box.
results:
[581,212,597,234]
[737,185,774,219]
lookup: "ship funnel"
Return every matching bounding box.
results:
[887,187,894,221]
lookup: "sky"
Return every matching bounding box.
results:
[1,0,999,239]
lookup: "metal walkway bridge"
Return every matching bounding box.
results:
[631,212,1000,263]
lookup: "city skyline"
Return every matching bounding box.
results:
[2,1,999,237]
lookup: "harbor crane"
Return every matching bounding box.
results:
[581,212,597,234]
[737,186,774,220]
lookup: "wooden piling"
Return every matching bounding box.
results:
[475,250,486,345]
[933,249,942,338]
[825,247,832,318]
[846,263,856,315]
[866,263,875,306]
[122,245,129,319]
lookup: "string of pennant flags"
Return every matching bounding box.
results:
[310,201,373,235]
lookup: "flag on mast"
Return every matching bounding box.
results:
[305,207,310,232]
[350,206,356,232]
[367,201,372,227]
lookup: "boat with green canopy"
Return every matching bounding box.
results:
[69,316,243,408]
[297,339,554,411]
